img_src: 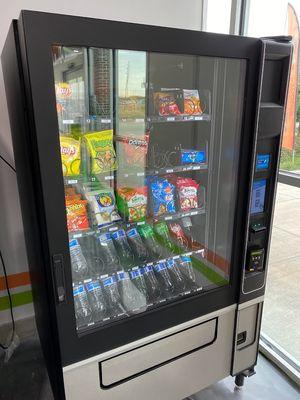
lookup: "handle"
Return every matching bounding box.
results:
[52,254,67,304]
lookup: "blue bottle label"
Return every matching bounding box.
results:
[99,233,111,243]
[154,262,167,272]
[130,268,143,279]
[102,276,116,287]
[144,265,153,274]
[127,228,138,238]
[112,229,126,240]
[166,259,175,269]
[69,239,79,248]
[86,281,101,292]
[117,271,129,281]
[181,256,191,263]
[73,284,84,296]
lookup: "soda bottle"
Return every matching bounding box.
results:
[85,279,107,322]
[143,264,161,303]
[117,271,147,314]
[73,283,93,328]
[180,255,197,289]
[97,233,120,274]
[69,239,89,280]
[126,227,149,264]
[101,275,127,318]
[154,221,176,256]
[153,261,175,298]
[138,224,162,261]
[111,229,135,269]
[166,258,186,294]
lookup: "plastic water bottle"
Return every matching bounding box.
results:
[97,233,120,274]
[129,267,148,299]
[101,275,127,318]
[111,229,134,269]
[126,228,149,263]
[69,239,89,280]
[153,261,175,298]
[138,224,163,260]
[85,279,107,322]
[73,284,93,328]
[180,255,197,289]
[143,264,161,302]
[166,258,186,294]
[117,271,147,313]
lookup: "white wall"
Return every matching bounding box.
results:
[0,0,203,324]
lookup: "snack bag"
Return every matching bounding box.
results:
[175,177,199,211]
[116,187,147,222]
[83,130,117,175]
[66,200,89,232]
[60,136,81,176]
[65,187,77,196]
[181,149,206,164]
[117,134,149,168]
[85,188,121,227]
[154,91,181,116]
[150,178,176,216]
[183,89,203,115]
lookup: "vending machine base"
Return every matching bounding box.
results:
[63,300,262,400]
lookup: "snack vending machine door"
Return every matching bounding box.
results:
[52,45,247,334]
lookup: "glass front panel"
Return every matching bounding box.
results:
[52,45,246,332]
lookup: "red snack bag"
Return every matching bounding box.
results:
[66,200,89,232]
[175,177,199,211]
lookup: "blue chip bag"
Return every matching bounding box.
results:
[150,178,176,216]
[181,149,206,164]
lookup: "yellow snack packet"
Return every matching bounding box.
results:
[60,136,81,176]
[83,130,117,175]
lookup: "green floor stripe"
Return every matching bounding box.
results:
[0,290,33,311]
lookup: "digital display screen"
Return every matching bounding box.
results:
[256,154,270,171]
[251,179,267,214]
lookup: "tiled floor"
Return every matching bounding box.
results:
[262,183,300,361]
[0,334,299,400]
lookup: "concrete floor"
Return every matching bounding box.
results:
[262,183,300,361]
[0,334,299,400]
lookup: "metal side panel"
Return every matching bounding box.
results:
[232,301,263,375]
[63,307,235,400]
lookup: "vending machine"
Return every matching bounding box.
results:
[2,11,292,400]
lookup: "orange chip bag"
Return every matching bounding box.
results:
[66,200,89,232]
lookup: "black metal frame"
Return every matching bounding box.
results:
[2,10,265,395]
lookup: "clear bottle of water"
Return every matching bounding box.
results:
[97,233,120,274]
[111,229,134,269]
[73,284,93,328]
[85,279,107,322]
[69,239,89,280]
[126,228,149,264]
[153,261,175,298]
[117,271,147,313]
[180,255,197,290]
[143,264,161,303]
[129,267,148,299]
[101,275,127,318]
[166,258,186,294]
